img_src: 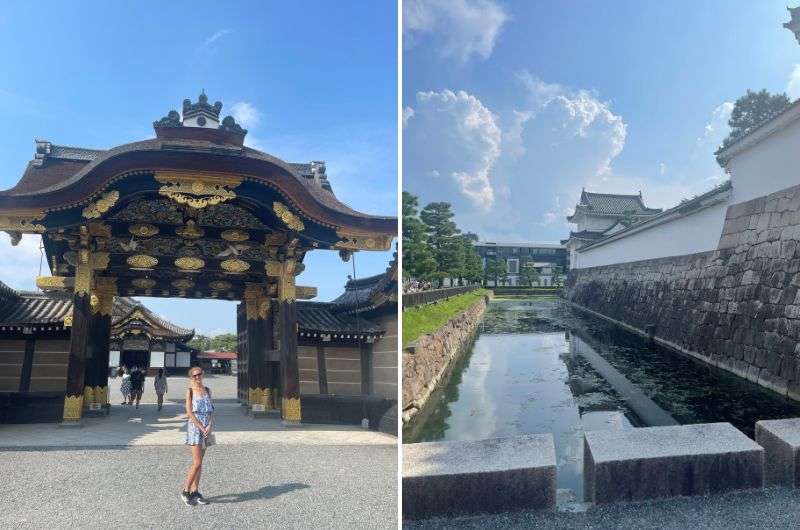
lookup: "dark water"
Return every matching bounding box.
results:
[404,298,800,499]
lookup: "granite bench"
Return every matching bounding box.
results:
[756,418,800,487]
[584,423,763,504]
[402,434,556,520]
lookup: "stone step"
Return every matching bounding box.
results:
[402,434,556,520]
[756,417,800,487]
[584,422,763,504]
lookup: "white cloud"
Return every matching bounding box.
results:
[205,29,233,46]
[404,90,500,210]
[228,102,260,129]
[0,233,43,291]
[659,162,667,175]
[696,101,733,149]
[788,64,800,100]
[402,106,415,127]
[404,0,508,62]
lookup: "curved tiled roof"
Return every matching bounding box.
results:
[297,302,382,334]
[0,287,193,340]
[332,257,397,313]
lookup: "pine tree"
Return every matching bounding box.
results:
[402,192,438,281]
[719,89,791,157]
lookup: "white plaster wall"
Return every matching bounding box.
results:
[574,201,729,269]
[576,215,616,232]
[728,119,800,205]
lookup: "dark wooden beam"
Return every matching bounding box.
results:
[316,346,328,395]
[18,339,34,393]
[360,342,373,395]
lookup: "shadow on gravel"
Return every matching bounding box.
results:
[207,482,310,504]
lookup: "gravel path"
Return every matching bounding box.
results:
[404,487,800,529]
[3,444,397,529]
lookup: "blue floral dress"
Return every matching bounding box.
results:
[186,387,214,447]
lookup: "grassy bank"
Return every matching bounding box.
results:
[403,289,489,348]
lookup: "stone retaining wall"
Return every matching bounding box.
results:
[566,183,800,400]
[402,295,489,423]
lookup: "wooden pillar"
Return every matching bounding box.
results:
[83,278,115,411]
[244,284,270,412]
[269,258,301,422]
[316,346,328,395]
[360,342,373,395]
[63,253,94,422]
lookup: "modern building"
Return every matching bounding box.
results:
[473,241,568,286]
[563,190,662,269]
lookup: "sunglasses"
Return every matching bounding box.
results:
[191,373,202,378]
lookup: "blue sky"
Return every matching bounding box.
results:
[0,1,397,336]
[403,0,800,242]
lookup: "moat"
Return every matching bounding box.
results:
[403,298,800,499]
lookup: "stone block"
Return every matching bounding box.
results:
[756,418,800,486]
[403,434,557,519]
[583,423,763,505]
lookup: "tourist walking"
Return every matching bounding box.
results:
[130,366,145,408]
[119,366,132,405]
[154,368,168,411]
[182,367,214,506]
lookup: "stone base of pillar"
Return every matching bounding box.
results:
[281,396,302,424]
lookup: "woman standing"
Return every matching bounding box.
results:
[154,368,168,411]
[181,367,214,506]
[119,366,132,405]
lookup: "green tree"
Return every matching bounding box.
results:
[483,257,505,286]
[402,192,438,281]
[209,333,238,351]
[719,89,791,156]
[420,202,463,283]
[551,266,564,287]
[189,335,211,351]
[460,233,483,285]
[519,258,541,286]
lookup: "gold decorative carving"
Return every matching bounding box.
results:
[175,220,205,239]
[0,210,46,233]
[127,254,158,269]
[83,386,95,408]
[82,190,120,219]
[36,276,70,291]
[155,171,242,209]
[94,278,117,316]
[129,223,159,237]
[63,314,73,327]
[171,278,195,291]
[273,202,305,231]
[282,397,301,422]
[221,259,250,274]
[334,229,393,251]
[175,256,205,271]
[132,278,156,290]
[63,394,83,421]
[266,259,297,301]
[249,387,268,408]
[94,386,108,406]
[88,222,112,239]
[90,252,110,271]
[74,261,93,296]
[221,229,250,242]
[295,286,318,300]
[244,285,267,320]
[90,294,100,313]
[209,280,232,291]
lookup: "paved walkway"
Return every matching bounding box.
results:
[0,375,398,529]
[0,375,395,448]
[404,487,800,529]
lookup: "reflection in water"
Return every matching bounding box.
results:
[404,298,800,499]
